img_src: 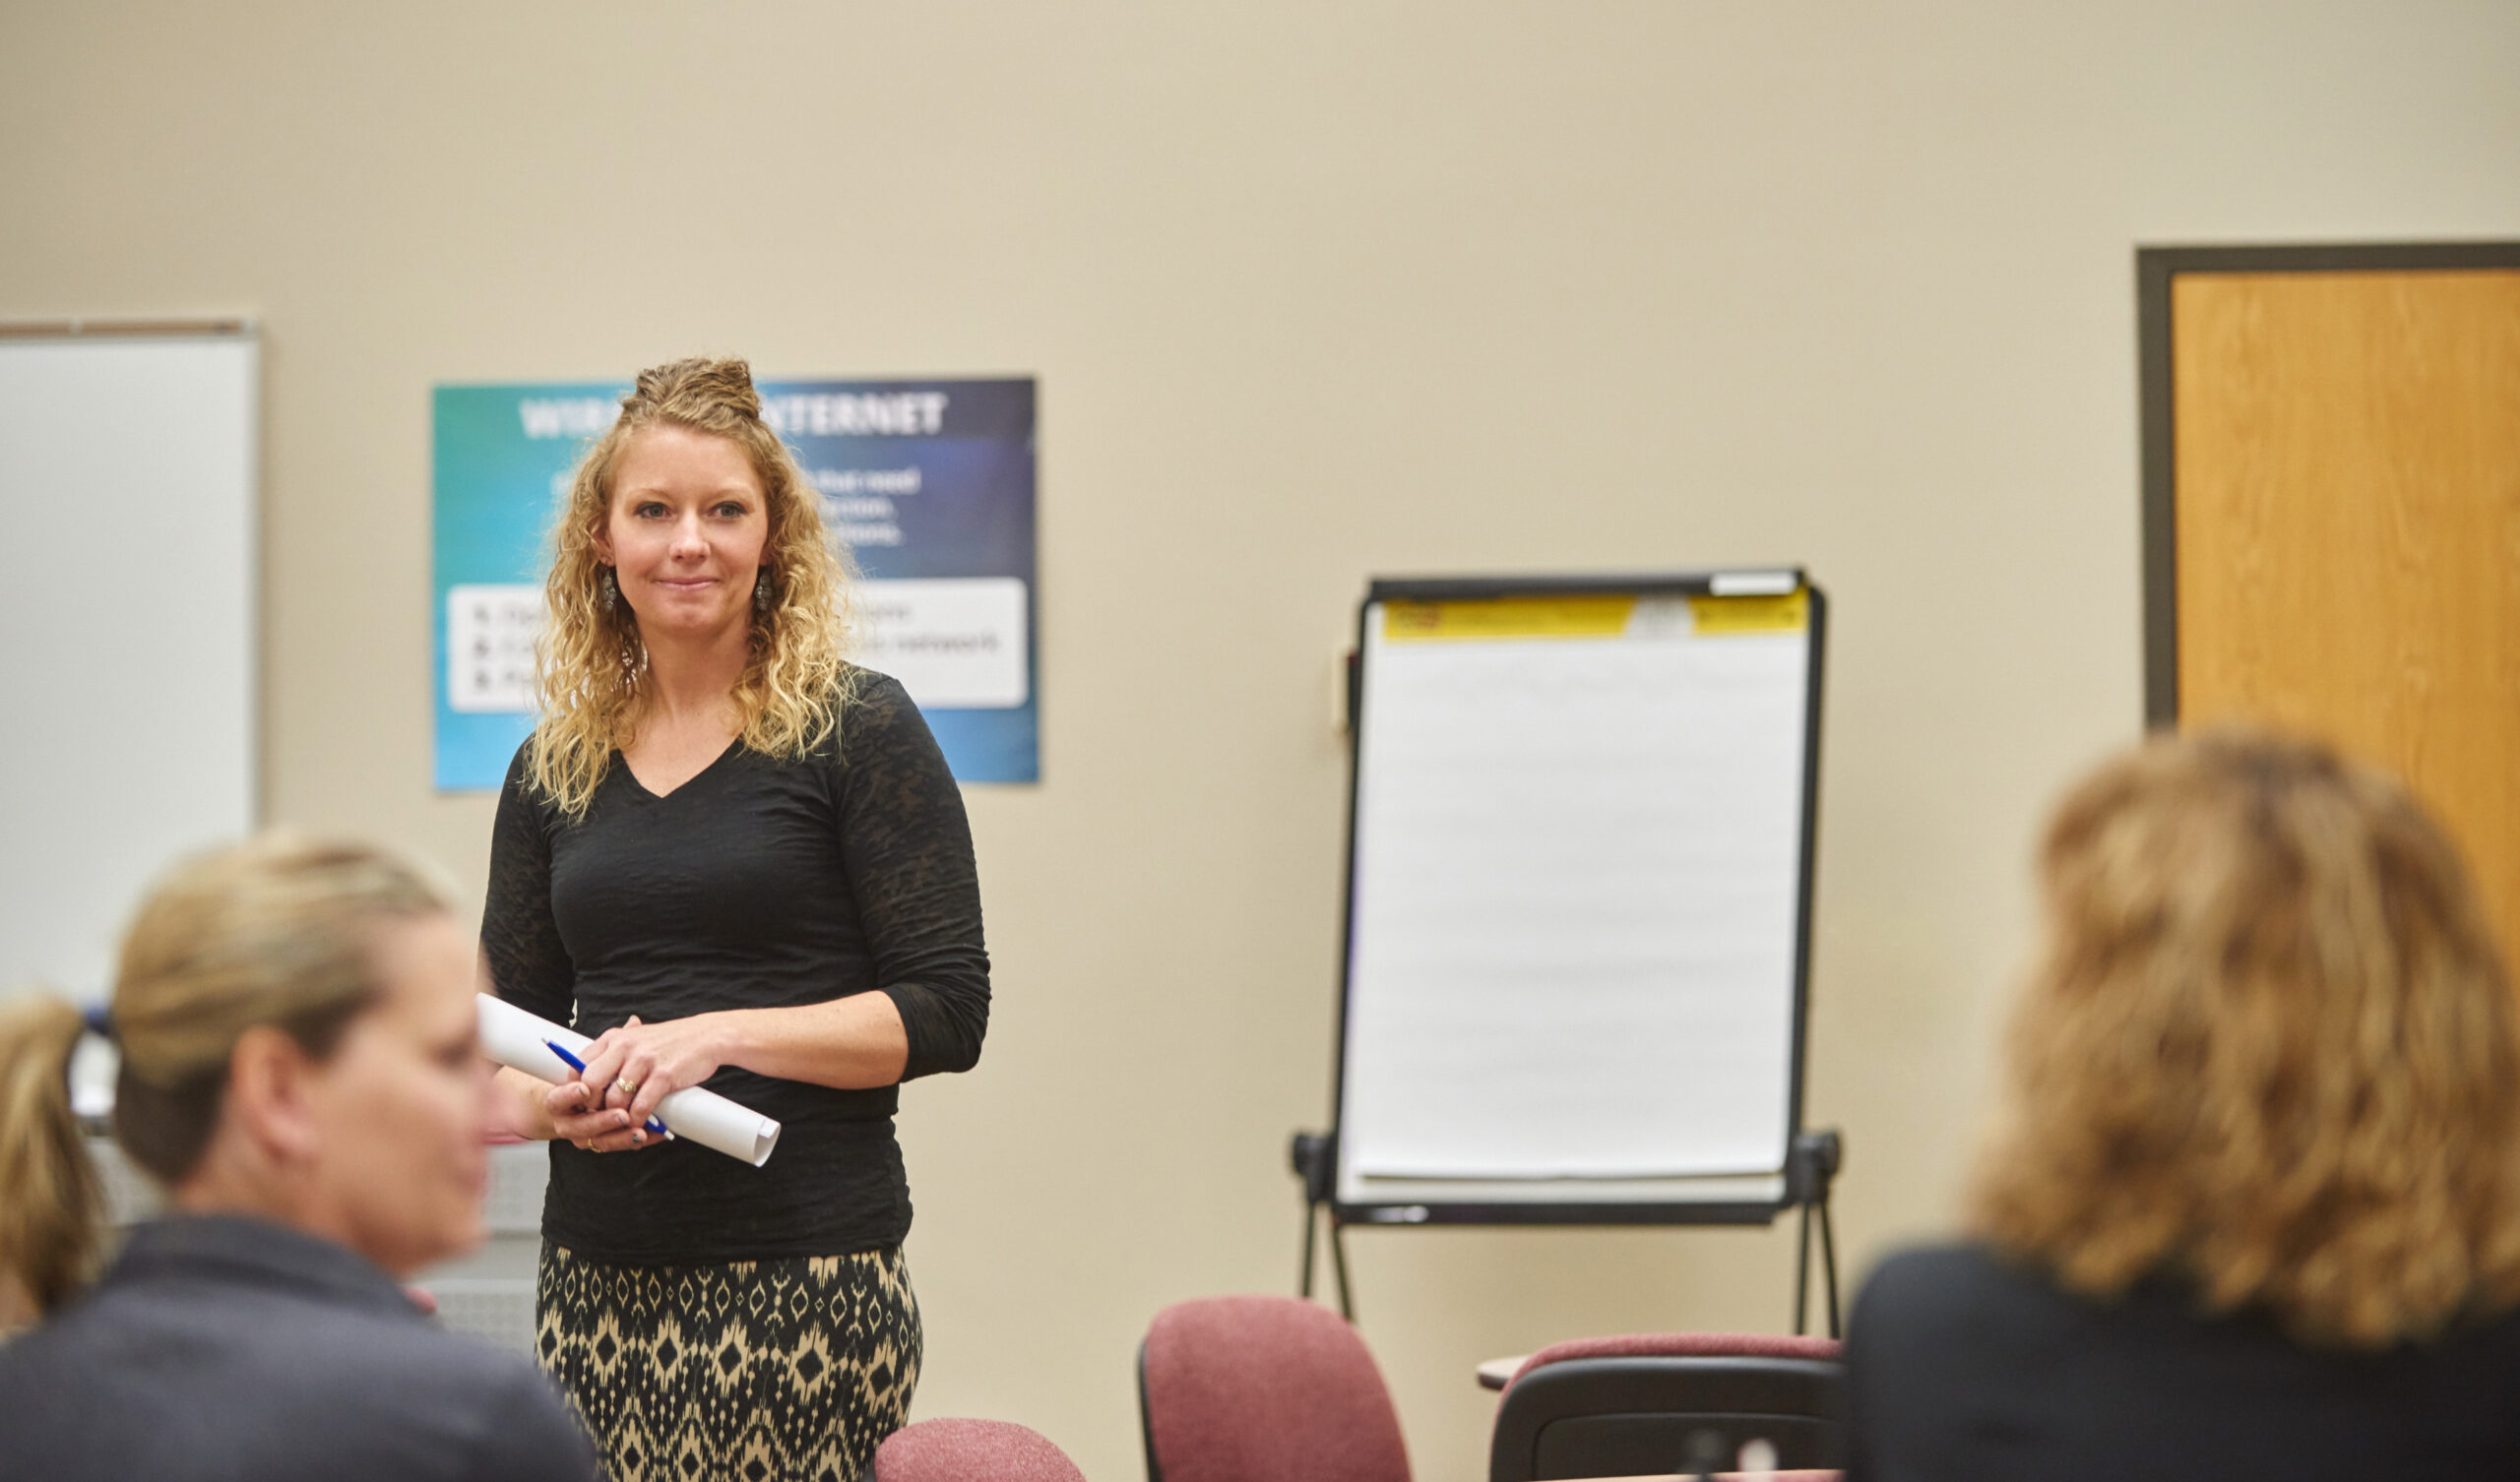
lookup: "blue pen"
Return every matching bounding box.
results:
[545,1039,671,1141]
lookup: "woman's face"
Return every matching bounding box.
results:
[299,912,490,1277]
[597,425,772,644]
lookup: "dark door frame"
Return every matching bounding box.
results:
[2136,241,2520,725]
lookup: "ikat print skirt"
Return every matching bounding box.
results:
[536,1242,920,1482]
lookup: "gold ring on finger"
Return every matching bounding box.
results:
[617,1078,637,1096]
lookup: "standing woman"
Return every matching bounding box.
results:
[483,357,989,1482]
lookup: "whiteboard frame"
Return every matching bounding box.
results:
[1328,571,1827,1226]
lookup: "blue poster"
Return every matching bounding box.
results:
[432,378,1038,790]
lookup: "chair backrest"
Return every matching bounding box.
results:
[1139,1295,1411,1482]
[1489,1332,1846,1482]
[874,1418,1087,1482]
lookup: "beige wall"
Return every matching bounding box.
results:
[8,2,2520,1476]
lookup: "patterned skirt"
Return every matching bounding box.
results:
[536,1243,921,1482]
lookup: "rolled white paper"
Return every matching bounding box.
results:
[477,993,783,1167]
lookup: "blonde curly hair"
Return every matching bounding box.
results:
[528,356,857,817]
[1971,728,2520,1347]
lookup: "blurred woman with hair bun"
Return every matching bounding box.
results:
[482,354,990,1480]
[0,834,598,1482]
[1846,729,2520,1480]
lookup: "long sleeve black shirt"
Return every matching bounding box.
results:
[482,670,990,1263]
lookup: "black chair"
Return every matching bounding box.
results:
[1487,1333,1846,1481]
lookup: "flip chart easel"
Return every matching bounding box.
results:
[1293,571,1839,1332]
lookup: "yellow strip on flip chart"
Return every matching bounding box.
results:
[1383,594,1637,641]
[1685,587,1808,636]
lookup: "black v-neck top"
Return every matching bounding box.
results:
[482,670,990,1262]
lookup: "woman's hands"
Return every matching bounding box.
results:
[544,1076,659,1154]
[499,997,913,1153]
[566,1014,729,1149]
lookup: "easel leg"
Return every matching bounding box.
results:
[1819,1195,1841,1339]
[1329,1215,1355,1323]
[1787,1128,1845,1339]
[1299,1199,1319,1300]
[1795,1201,1814,1335]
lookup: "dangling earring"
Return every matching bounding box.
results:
[755,569,776,614]
[599,567,620,612]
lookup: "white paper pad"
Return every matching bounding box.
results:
[477,994,783,1167]
[1338,607,1808,1180]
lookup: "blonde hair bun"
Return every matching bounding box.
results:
[631,356,762,422]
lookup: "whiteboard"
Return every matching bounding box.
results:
[1332,574,1823,1220]
[0,330,258,1004]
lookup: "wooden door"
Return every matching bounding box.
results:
[2142,245,2520,953]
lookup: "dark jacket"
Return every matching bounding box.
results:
[0,1214,598,1482]
[1846,1242,2520,1482]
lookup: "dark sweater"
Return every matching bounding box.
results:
[1846,1242,2520,1482]
[0,1215,598,1482]
[482,670,990,1263]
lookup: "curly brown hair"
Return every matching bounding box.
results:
[1970,728,2520,1346]
[529,356,857,817]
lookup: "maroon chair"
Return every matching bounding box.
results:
[874,1419,1088,1482]
[1489,1332,1846,1482]
[1138,1295,1411,1482]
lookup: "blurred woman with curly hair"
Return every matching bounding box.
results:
[481,356,989,1481]
[1846,729,2520,1480]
